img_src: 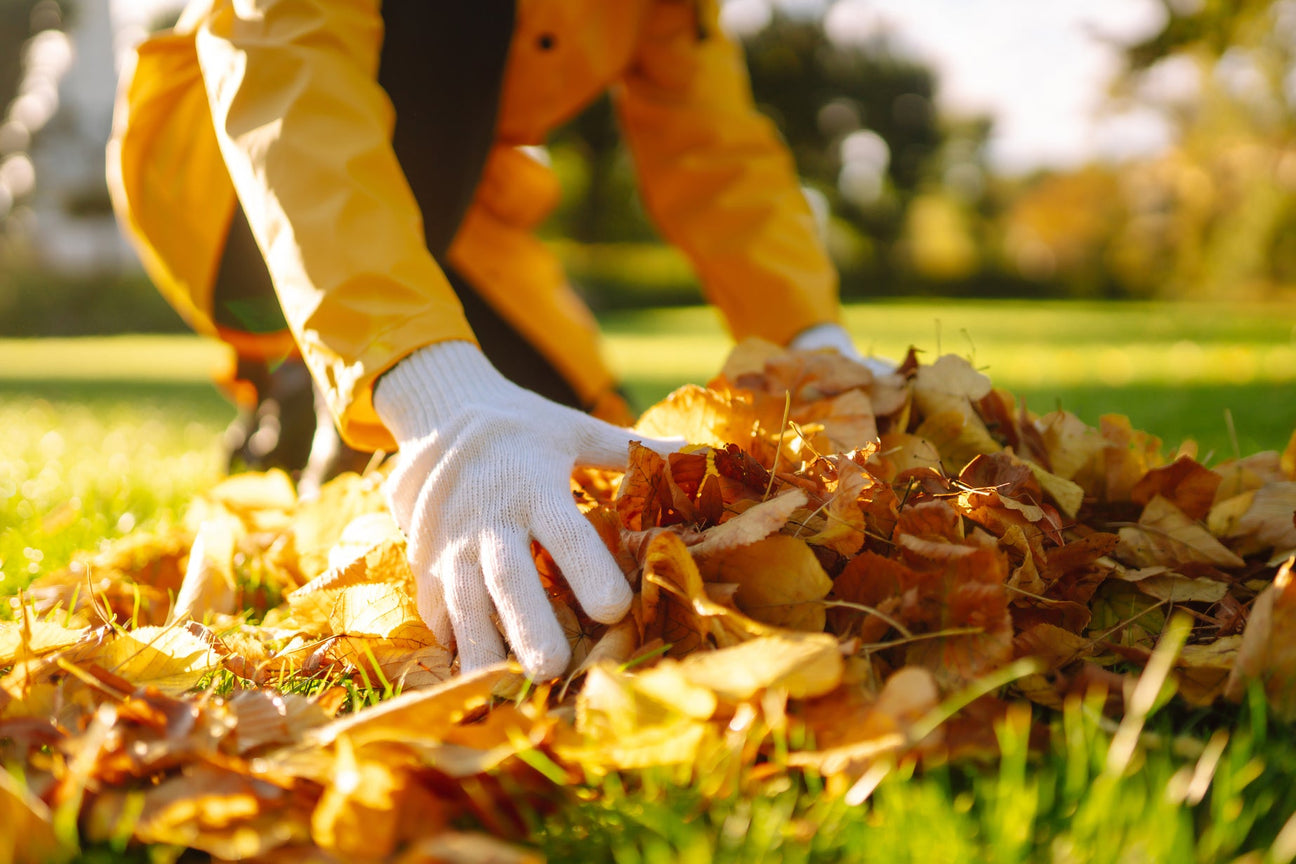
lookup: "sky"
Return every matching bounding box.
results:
[726,0,1176,174]
[114,0,1175,176]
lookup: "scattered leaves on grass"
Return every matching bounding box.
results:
[4,340,1296,861]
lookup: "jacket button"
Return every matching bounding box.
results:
[537,32,556,50]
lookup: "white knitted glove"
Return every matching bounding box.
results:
[374,340,676,680]
[789,322,895,376]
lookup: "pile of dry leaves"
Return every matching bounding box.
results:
[3,340,1296,863]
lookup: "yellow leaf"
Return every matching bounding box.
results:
[293,537,413,596]
[95,625,221,695]
[0,769,66,864]
[85,763,311,859]
[312,734,404,861]
[1230,482,1296,559]
[0,619,89,667]
[1134,573,1230,604]
[690,489,807,558]
[877,431,943,476]
[566,663,716,770]
[1035,410,1104,483]
[1226,557,1296,720]
[913,354,992,414]
[914,410,1002,475]
[675,632,843,700]
[699,535,833,632]
[1176,636,1241,706]
[635,383,757,447]
[227,689,335,754]
[293,473,391,579]
[1027,462,1085,520]
[169,515,239,624]
[202,469,298,533]
[308,664,517,749]
[1117,495,1245,569]
[565,616,639,695]
[325,511,402,573]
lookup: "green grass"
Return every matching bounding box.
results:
[532,693,1296,864]
[4,300,1296,861]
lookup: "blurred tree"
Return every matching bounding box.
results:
[1112,0,1296,300]
[0,1,43,119]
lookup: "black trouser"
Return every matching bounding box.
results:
[211,0,583,411]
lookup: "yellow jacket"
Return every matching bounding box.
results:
[108,0,840,451]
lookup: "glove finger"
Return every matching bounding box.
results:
[412,560,453,648]
[400,477,456,647]
[439,542,508,674]
[571,414,682,468]
[481,529,571,681]
[532,497,632,625]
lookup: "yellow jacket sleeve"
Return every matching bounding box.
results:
[192,0,476,451]
[615,0,841,346]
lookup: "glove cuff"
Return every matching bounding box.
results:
[373,340,512,441]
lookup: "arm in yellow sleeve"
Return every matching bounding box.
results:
[193,0,476,451]
[615,0,841,347]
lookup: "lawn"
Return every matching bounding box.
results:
[3,299,1296,862]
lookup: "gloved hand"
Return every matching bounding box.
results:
[374,340,677,680]
[789,322,896,376]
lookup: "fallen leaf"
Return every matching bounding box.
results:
[0,768,66,864]
[699,535,833,632]
[169,515,239,623]
[675,633,844,701]
[1226,557,1296,719]
[94,624,221,696]
[1117,495,1246,569]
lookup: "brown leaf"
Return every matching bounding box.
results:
[788,666,939,779]
[1131,456,1222,522]
[1013,622,1094,670]
[1096,415,1165,503]
[639,531,780,656]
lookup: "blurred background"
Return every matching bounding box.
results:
[3,0,1296,326]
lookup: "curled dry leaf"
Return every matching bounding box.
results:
[1226,557,1296,719]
